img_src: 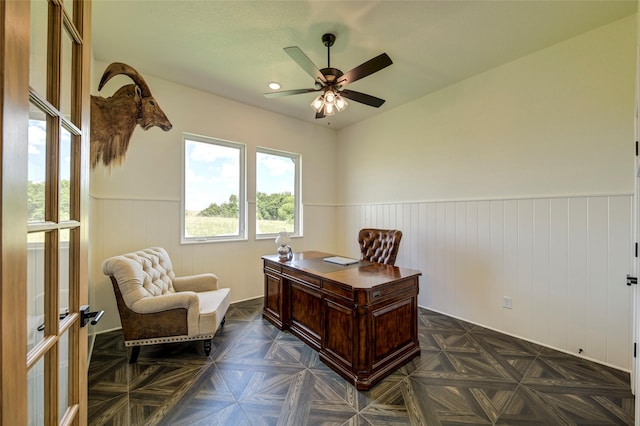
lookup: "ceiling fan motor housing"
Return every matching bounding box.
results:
[320,67,343,85]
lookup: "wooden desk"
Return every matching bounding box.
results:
[262,251,421,390]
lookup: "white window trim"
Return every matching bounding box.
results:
[181,133,247,244]
[255,146,302,239]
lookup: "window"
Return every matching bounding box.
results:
[256,148,301,237]
[182,134,246,242]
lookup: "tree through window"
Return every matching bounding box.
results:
[256,148,301,236]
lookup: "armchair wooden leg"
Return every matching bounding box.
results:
[129,346,141,364]
[203,339,212,356]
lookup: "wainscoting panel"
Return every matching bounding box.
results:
[335,195,633,370]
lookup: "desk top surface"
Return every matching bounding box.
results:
[262,251,421,289]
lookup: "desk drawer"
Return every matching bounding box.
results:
[368,277,418,304]
[283,267,321,288]
[323,281,353,300]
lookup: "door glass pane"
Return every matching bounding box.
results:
[59,330,70,421]
[59,229,70,319]
[60,127,71,222]
[60,27,73,122]
[27,234,46,353]
[29,0,48,97]
[28,107,48,224]
[27,357,45,426]
[64,0,74,26]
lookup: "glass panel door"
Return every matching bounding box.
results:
[21,0,91,423]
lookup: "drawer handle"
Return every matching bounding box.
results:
[372,290,382,298]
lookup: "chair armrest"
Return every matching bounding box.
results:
[130,292,199,314]
[173,273,219,292]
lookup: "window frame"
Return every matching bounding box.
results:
[255,147,302,239]
[181,133,247,244]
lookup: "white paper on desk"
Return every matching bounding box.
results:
[323,256,359,266]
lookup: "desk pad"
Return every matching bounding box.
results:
[292,257,366,274]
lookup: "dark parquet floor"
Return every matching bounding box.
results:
[88,298,634,425]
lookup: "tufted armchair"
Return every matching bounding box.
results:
[358,228,403,266]
[102,247,230,363]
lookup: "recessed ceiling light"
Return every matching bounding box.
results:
[268,82,281,90]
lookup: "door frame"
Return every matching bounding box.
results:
[1,0,30,421]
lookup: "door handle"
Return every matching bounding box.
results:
[627,274,637,286]
[37,310,70,332]
[80,305,104,327]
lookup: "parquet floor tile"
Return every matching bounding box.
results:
[88,298,635,425]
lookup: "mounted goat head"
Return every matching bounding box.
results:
[90,62,172,168]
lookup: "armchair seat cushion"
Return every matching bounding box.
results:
[198,288,231,335]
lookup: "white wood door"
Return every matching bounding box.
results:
[1,0,92,424]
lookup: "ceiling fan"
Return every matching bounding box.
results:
[264,33,393,119]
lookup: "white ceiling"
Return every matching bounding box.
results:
[92,0,637,130]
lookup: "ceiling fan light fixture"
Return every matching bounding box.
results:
[324,90,336,104]
[310,88,348,116]
[311,95,324,113]
[335,94,348,112]
[325,102,336,116]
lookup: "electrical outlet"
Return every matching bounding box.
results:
[503,296,512,309]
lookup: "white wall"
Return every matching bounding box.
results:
[89,62,338,333]
[335,16,636,370]
[336,16,635,204]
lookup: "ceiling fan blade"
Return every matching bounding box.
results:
[284,46,327,83]
[338,53,393,86]
[340,89,386,108]
[263,88,320,98]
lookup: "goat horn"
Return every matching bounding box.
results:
[98,62,151,97]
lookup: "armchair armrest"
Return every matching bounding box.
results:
[130,292,202,336]
[130,291,199,314]
[173,273,219,292]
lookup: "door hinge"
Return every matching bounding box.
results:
[635,242,638,258]
[627,275,638,286]
[635,140,638,156]
[634,342,637,358]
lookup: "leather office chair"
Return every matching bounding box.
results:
[102,247,230,363]
[358,228,403,266]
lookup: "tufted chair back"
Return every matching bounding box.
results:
[102,247,176,309]
[358,228,403,266]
